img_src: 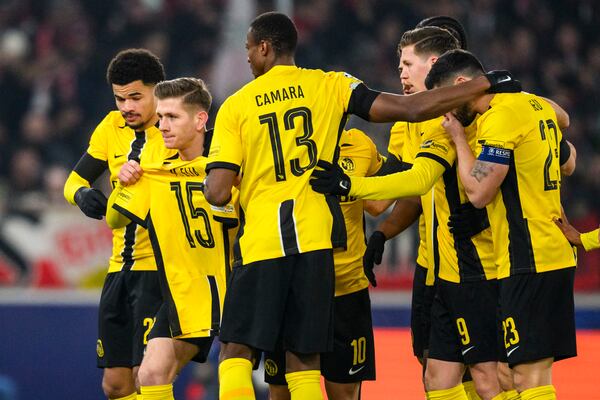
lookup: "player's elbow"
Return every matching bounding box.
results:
[363,200,392,217]
[204,185,230,207]
[466,190,492,209]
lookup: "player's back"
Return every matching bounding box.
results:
[476,92,576,278]
[211,65,361,264]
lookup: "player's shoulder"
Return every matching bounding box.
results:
[340,128,377,157]
[100,110,127,128]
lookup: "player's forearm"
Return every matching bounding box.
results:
[581,228,600,251]
[349,158,444,200]
[63,171,91,205]
[105,186,131,229]
[369,76,489,123]
[376,198,422,239]
[453,136,479,202]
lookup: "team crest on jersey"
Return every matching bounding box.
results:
[264,359,278,376]
[339,157,355,172]
[96,339,104,358]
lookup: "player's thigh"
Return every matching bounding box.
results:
[321,289,375,384]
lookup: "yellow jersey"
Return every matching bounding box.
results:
[335,128,383,296]
[207,65,365,265]
[110,146,238,337]
[66,111,174,273]
[428,117,497,283]
[475,93,576,278]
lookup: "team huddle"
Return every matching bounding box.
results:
[63,10,589,400]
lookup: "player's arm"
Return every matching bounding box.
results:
[105,185,132,229]
[364,153,406,216]
[541,96,569,129]
[559,139,576,176]
[63,152,109,219]
[554,209,600,251]
[442,113,508,208]
[365,71,519,123]
[205,169,237,206]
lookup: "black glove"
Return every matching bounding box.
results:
[485,70,522,93]
[448,202,490,240]
[363,231,386,287]
[74,187,108,220]
[310,160,351,196]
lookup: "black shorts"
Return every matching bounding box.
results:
[264,288,375,385]
[148,303,214,363]
[428,278,501,365]
[411,264,435,357]
[97,271,162,368]
[499,267,577,367]
[219,249,335,354]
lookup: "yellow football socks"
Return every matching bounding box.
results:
[111,393,137,400]
[491,392,508,400]
[285,370,323,400]
[139,384,173,400]
[519,385,556,400]
[219,358,255,400]
[426,384,469,400]
[462,381,482,400]
[504,389,521,400]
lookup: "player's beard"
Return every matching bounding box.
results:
[122,112,145,130]
[454,103,477,127]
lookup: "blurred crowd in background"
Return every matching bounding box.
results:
[0,0,599,285]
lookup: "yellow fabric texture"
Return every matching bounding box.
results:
[219,358,255,400]
[581,228,600,251]
[139,384,174,400]
[426,384,469,400]
[519,385,555,400]
[285,370,324,400]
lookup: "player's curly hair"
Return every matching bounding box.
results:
[416,16,468,50]
[106,48,165,86]
[250,12,298,56]
[154,77,212,112]
[398,26,460,58]
[425,49,484,90]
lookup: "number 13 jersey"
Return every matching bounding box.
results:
[207,65,367,265]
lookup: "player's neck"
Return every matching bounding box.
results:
[140,114,159,131]
[264,55,295,74]
[179,131,205,161]
[472,94,494,114]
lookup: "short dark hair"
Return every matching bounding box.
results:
[106,48,166,86]
[398,26,460,57]
[249,12,298,56]
[154,77,212,112]
[416,16,468,50]
[425,49,485,90]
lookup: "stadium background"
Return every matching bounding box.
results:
[0,0,599,398]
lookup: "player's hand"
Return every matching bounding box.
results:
[74,187,108,220]
[448,202,490,240]
[118,160,143,186]
[554,209,582,246]
[363,231,386,287]
[441,112,466,143]
[485,70,522,93]
[310,160,351,196]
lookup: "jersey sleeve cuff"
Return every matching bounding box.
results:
[205,161,240,174]
[416,152,452,170]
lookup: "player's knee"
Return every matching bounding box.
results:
[102,373,135,398]
[137,362,172,386]
[219,342,254,363]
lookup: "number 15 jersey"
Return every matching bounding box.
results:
[207,65,367,265]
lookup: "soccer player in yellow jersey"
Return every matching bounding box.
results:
[264,128,382,400]
[106,78,238,400]
[203,12,519,400]
[427,49,577,400]
[63,49,166,400]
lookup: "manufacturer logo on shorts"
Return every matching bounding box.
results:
[264,359,278,376]
[507,346,520,357]
[348,365,365,375]
[461,345,475,356]
[96,339,104,358]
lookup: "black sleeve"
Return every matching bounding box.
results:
[559,137,571,166]
[347,83,380,121]
[73,152,108,183]
[374,153,412,176]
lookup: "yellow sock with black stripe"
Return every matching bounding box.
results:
[111,393,137,400]
[139,384,173,400]
[519,385,556,400]
[462,381,482,400]
[218,358,255,400]
[426,384,469,400]
[285,370,323,400]
[504,389,521,400]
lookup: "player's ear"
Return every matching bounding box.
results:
[196,110,209,131]
[259,40,269,56]
[429,55,438,66]
[454,75,469,85]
